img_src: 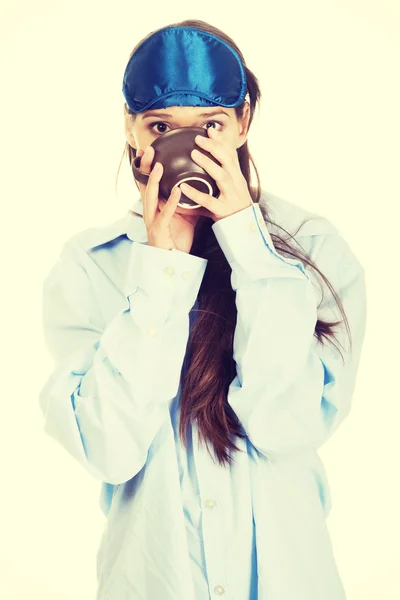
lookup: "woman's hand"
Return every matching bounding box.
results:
[178,127,254,222]
[135,146,197,254]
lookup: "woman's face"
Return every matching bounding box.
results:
[124,104,250,219]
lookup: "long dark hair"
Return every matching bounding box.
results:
[116,19,352,468]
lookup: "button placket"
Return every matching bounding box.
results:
[249,221,258,233]
[191,422,231,599]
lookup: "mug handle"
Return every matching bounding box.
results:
[132,155,150,186]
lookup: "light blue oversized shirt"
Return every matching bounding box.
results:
[39,189,367,600]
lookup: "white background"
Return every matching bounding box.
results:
[1,1,399,598]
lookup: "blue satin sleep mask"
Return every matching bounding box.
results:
[122,26,248,113]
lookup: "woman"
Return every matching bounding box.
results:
[39,19,367,600]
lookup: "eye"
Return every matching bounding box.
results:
[204,120,224,131]
[147,119,224,135]
[147,121,170,134]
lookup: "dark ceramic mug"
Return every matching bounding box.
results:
[132,127,221,209]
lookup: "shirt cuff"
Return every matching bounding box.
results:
[211,203,309,280]
[125,241,208,309]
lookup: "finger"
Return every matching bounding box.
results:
[140,145,155,174]
[190,149,230,193]
[144,162,164,225]
[134,148,146,194]
[179,182,213,212]
[135,147,156,220]
[157,186,182,223]
[194,133,238,172]
[135,146,155,198]
[134,148,144,191]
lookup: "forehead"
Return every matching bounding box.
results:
[139,106,233,119]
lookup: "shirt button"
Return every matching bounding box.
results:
[148,327,158,338]
[204,499,216,508]
[257,218,266,229]
[249,221,257,233]
[164,266,175,276]
[214,585,225,595]
[182,270,190,280]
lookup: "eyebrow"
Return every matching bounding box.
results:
[141,110,230,120]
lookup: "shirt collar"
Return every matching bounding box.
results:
[82,190,338,251]
[128,191,339,237]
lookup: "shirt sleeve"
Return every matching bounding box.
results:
[39,238,208,484]
[211,203,367,459]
